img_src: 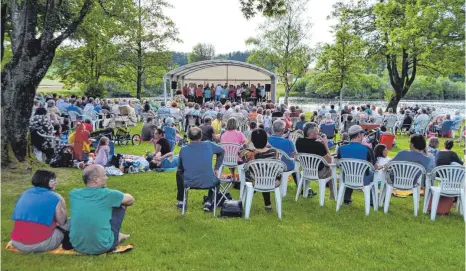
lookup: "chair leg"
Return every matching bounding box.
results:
[331,167,338,198]
[182,188,188,216]
[430,191,440,221]
[274,187,282,219]
[412,187,419,216]
[461,191,466,222]
[363,185,371,216]
[239,168,246,201]
[372,185,378,211]
[280,174,288,198]
[244,184,254,219]
[213,187,217,217]
[379,180,385,207]
[217,165,223,179]
[336,184,346,212]
[303,179,310,198]
[384,185,393,214]
[295,176,303,202]
[423,188,431,214]
[318,179,326,207]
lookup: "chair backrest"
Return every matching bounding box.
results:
[453,119,462,130]
[68,111,80,121]
[430,165,465,196]
[384,115,398,128]
[244,159,286,190]
[330,113,339,123]
[320,123,336,138]
[374,115,384,125]
[83,110,97,121]
[384,161,426,190]
[337,159,375,187]
[238,118,248,132]
[343,121,359,133]
[219,143,242,167]
[272,148,295,169]
[187,115,197,126]
[296,153,329,180]
[288,131,303,145]
[341,114,350,122]
[119,106,129,116]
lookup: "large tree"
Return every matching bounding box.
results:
[246,0,312,104]
[116,0,178,100]
[51,1,134,89]
[314,23,366,101]
[334,0,465,111]
[239,0,286,18]
[1,0,96,167]
[188,43,215,63]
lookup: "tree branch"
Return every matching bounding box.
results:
[50,0,93,49]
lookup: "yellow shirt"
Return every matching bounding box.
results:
[68,132,90,152]
[212,119,222,135]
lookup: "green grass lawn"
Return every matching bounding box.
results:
[1,123,464,270]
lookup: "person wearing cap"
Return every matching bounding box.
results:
[336,125,376,204]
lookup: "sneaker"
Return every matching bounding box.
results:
[308,189,317,197]
[343,200,352,205]
[175,201,184,209]
[265,205,272,212]
[203,201,213,212]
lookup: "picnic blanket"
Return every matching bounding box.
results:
[5,241,133,255]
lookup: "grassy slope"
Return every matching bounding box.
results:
[1,123,464,271]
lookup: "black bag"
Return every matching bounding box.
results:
[220,200,243,217]
[49,147,73,168]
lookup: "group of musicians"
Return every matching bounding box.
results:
[181,82,268,105]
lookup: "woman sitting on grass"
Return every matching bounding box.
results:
[11,170,71,252]
[94,136,110,167]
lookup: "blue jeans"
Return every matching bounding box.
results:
[215,95,220,102]
[110,206,126,251]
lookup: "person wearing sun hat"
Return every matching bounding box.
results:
[336,125,376,204]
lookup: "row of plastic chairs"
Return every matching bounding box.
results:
[211,143,465,220]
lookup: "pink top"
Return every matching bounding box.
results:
[220,130,246,145]
[95,145,109,166]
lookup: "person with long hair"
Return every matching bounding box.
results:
[436,139,464,166]
[373,144,391,170]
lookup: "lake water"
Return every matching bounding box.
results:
[278,97,466,116]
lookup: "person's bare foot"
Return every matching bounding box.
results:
[118,233,131,243]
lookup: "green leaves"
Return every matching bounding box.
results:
[188,43,215,63]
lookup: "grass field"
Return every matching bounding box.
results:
[1,122,465,271]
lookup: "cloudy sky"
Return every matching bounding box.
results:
[166,0,342,54]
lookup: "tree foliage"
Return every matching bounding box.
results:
[332,0,465,111]
[239,0,286,19]
[314,23,366,99]
[188,43,215,63]
[246,0,313,104]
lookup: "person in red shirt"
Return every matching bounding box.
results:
[11,170,70,252]
[182,84,188,97]
[83,119,94,133]
[195,85,204,104]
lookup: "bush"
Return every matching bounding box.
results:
[83,82,107,98]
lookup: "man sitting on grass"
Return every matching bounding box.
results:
[175,127,224,211]
[69,165,135,255]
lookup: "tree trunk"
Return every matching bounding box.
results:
[136,0,143,100]
[1,52,54,166]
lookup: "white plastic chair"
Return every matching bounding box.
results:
[383,115,398,134]
[217,143,244,202]
[383,161,426,216]
[295,153,337,206]
[288,130,304,145]
[336,159,378,215]
[242,159,286,219]
[67,111,82,128]
[272,148,300,198]
[423,165,465,221]
[83,110,103,131]
[375,169,387,207]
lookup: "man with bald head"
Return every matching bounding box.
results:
[69,165,135,254]
[176,127,224,211]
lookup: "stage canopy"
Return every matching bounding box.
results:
[162,59,277,102]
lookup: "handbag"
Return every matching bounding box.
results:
[220,200,243,218]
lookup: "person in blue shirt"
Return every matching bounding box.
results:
[94,102,102,113]
[162,117,177,151]
[67,101,82,115]
[329,104,337,114]
[336,125,376,204]
[295,113,307,131]
[176,127,224,211]
[391,134,434,174]
[204,86,211,102]
[157,101,171,116]
[268,119,297,185]
[215,84,222,102]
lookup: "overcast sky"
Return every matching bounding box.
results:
[166,0,342,54]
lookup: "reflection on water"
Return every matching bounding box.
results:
[278,97,466,116]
